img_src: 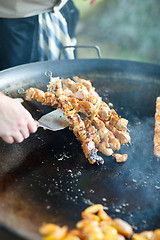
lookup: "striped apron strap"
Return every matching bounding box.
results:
[38,7,75,61]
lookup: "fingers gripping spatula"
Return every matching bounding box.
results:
[15,97,69,131]
[36,108,69,131]
[17,89,69,131]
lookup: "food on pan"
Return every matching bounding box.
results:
[132,230,160,240]
[154,96,160,157]
[25,76,131,164]
[39,204,160,240]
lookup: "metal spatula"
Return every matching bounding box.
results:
[15,97,69,131]
[36,108,69,131]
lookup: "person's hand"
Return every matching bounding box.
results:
[0,92,37,144]
[90,0,97,5]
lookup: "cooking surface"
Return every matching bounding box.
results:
[0,60,160,240]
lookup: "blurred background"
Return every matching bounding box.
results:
[73,0,160,64]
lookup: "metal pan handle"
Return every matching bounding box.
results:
[59,45,102,59]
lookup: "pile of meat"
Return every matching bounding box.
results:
[39,204,160,240]
[25,76,131,164]
[154,96,160,158]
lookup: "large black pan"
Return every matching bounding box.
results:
[0,59,160,240]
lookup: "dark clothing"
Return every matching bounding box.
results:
[0,0,79,71]
[0,16,39,70]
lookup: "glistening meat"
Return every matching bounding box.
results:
[25,76,131,164]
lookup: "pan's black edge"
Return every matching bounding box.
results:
[1,58,160,73]
[0,59,160,85]
[0,223,28,240]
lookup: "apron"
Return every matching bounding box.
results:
[0,0,79,71]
